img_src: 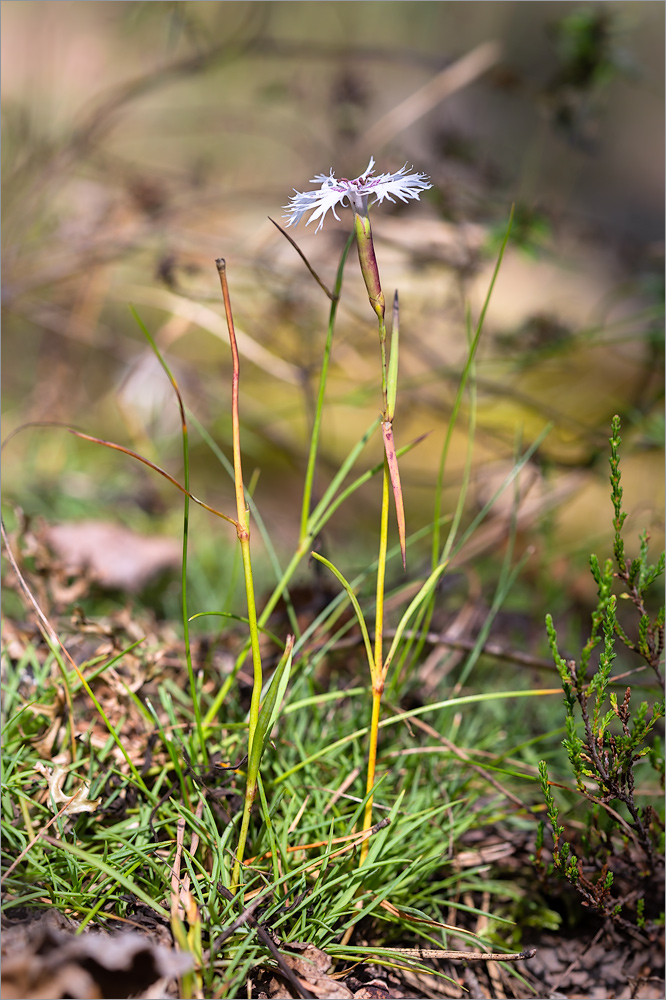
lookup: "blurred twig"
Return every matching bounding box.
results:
[356,40,501,155]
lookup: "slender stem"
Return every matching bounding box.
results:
[361,455,390,862]
[216,259,264,889]
[129,310,212,761]
[378,316,388,416]
[352,207,396,861]
[361,686,383,859]
[374,458,391,680]
[238,537,263,753]
[216,260,262,747]
[217,261,247,526]
[202,541,308,728]
[179,420,208,765]
[232,773,256,890]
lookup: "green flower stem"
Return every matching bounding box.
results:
[374,459,391,688]
[216,258,264,887]
[361,455,391,861]
[352,207,406,857]
[202,542,307,729]
[238,530,262,756]
[378,315,388,416]
[232,770,257,890]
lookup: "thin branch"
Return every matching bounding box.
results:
[269,217,335,300]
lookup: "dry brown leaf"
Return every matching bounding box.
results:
[0,915,191,1000]
[34,762,101,816]
[269,943,353,999]
[353,986,392,999]
[21,691,67,759]
[46,521,180,592]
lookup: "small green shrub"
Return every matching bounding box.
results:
[538,415,664,927]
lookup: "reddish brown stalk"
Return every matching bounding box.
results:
[216,259,247,534]
[268,217,335,300]
[67,429,238,527]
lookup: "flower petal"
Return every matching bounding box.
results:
[283,158,431,232]
[362,164,431,206]
[283,169,351,232]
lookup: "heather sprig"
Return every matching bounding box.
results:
[540,416,665,923]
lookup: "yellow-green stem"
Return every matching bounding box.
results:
[378,316,388,416]
[232,773,256,890]
[217,259,264,890]
[361,456,390,862]
[239,531,263,755]
[374,458,390,679]
[360,685,383,864]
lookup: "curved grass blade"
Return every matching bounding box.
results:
[311,553,375,675]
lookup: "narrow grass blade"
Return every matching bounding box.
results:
[433,204,515,567]
[189,611,285,650]
[311,552,375,674]
[269,216,337,301]
[386,291,399,422]
[274,688,560,783]
[382,562,449,678]
[313,430,428,539]
[40,836,170,919]
[249,635,294,768]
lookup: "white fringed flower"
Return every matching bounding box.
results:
[283,156,431,233]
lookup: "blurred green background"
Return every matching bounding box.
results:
[2,0,664,626]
